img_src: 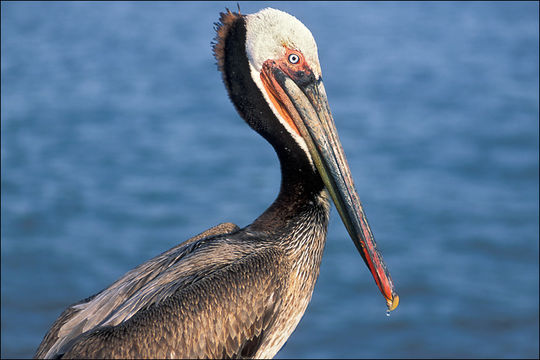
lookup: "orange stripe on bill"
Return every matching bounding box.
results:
[260,56,399,312]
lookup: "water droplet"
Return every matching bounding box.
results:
[386,310,391,317]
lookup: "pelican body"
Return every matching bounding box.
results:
[35,8,398,359]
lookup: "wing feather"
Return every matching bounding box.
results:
[61,246,285,358]
[34,222,241,359]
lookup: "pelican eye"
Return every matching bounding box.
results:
[288,53,300,64]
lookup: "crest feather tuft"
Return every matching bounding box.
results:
[212,9,242,75]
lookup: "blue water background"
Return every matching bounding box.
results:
[2,1,538,358]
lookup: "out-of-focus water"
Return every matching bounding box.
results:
[1,2,538,358]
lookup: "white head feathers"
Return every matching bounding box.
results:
[245,8,322,79]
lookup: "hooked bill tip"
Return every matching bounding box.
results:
[386,294,399,312]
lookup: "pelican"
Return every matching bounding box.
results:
[35,8,398,359]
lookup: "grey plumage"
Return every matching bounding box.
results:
[35,222,237,358]
[35,192,330,358]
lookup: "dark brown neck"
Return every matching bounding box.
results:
[213,11,326,233]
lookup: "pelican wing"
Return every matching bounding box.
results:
[35,222,288,359]
[61,244,283,358]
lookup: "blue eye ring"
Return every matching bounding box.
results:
[288,53,300,64]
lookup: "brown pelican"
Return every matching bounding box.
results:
[35,7,398,359]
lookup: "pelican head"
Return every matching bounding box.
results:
[214,7,398,311]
